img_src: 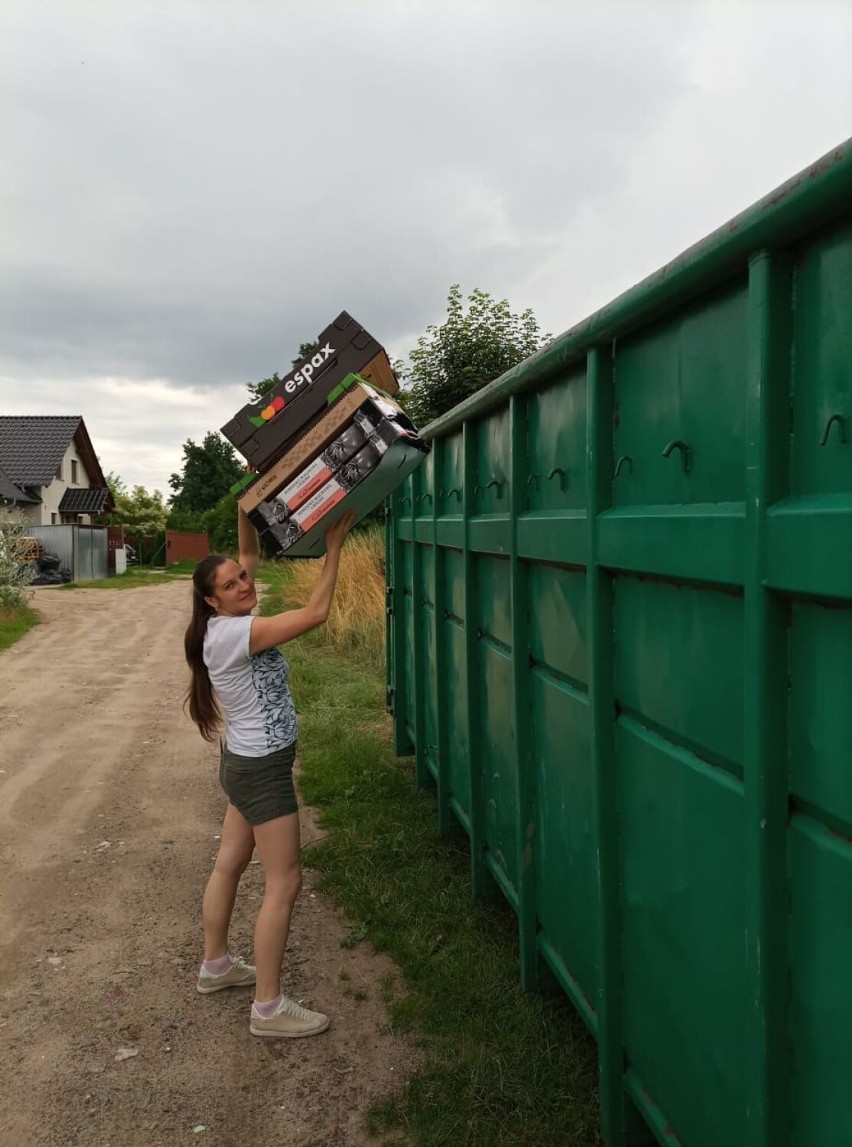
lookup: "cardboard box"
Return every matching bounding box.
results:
[250,416,429,558]
[273,408,379,512]
[235,379,407,514]
[221,311,398,470]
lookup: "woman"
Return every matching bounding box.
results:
[184,505,355,1038]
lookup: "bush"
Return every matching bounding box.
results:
[203,494,238,554]
[0,509,37,608]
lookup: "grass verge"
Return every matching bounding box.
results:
[0,602,40,653]
[259,564,601,1147]
[282,524,386,670]
[59,561,196,590]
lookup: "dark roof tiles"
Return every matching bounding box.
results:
[0,460,38,503]
[0,416,83,486]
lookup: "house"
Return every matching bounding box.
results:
[0,416,114,525]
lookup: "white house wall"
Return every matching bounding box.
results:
[25,441,97,526]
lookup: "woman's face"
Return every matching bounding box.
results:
[204,559,257,617]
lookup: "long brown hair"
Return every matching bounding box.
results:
[184,554,228,741]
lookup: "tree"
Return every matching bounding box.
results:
[169,433,244,516]
[203,493,239,553]
[402,285,551,426]
[247,340,321,402]
[109,486,168,536]
[166,507,206,533]
[105,471,127,500]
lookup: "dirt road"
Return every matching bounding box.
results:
[0,582,416,1147]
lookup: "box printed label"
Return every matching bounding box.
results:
[293,479,347,533]
[276,415,373,511]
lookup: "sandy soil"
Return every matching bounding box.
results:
[0,581,418,1147]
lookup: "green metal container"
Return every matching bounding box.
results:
[386,138,852,1147]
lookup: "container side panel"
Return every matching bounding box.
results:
[417,547,438,773]
[474,553,513,649]
[525,368,588,512]
[618,721,747,1147]
[418,542,435,604]
[527,563,588,686]
[474,408,511,517]
[416,448,436,510]
[532,674,597,1004]
[614,577,745,774]
[400,541,416,745]
[790,818,852,1147]
[790,221,852,498]
[613,285,748,507]
[444,618,471,820]
[437,432,465,514]
[479,641,518,889]
[442,546,466,621]
[474,552,516,886]
[790,602,852,828]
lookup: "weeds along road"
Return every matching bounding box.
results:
[0,582,414,1147]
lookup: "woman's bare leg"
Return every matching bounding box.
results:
[202,803,255,960]
[251,812,301,1002]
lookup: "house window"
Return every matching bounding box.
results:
[56,462,63,480]
[51,513,57,524]
[71,459,78,484]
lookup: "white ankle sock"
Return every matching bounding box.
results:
[202,954,232,976]
[253,993,283,1018]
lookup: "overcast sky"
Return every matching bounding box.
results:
[1,0,850,494]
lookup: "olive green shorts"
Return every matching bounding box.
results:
[218,741,298,826]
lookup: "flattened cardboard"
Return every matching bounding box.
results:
[221,310,398,469]
[248,400,420,539]
[254,433,428,558]
[273,410,376,512]
[237,380,390,514]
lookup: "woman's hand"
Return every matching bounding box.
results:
[325,510,357,555]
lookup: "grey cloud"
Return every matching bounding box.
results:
[1,1,702,397]
[1,0,850,491]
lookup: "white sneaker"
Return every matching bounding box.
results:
[196,955,256,994]
[249,995,330,1039]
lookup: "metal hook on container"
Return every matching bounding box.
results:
[486,479,504,496]
[398,495,412,506]
[614,455,633,478]
[416,493,433,504]
[662,439,690,473]
[819,413,847,446]
[526,474,540,489]
[547,467,567,492]
[446,487,461,501]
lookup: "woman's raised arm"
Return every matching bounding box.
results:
[248,511,356,654]
[238,503,261,581]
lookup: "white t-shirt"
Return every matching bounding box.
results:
[203,614,297,756]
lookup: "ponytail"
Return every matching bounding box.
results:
[184,554,227,741]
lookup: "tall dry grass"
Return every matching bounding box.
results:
[285,523,386,667]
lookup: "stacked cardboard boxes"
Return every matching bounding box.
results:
[224,313,429,557]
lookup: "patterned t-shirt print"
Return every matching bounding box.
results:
[250,647,297,749]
